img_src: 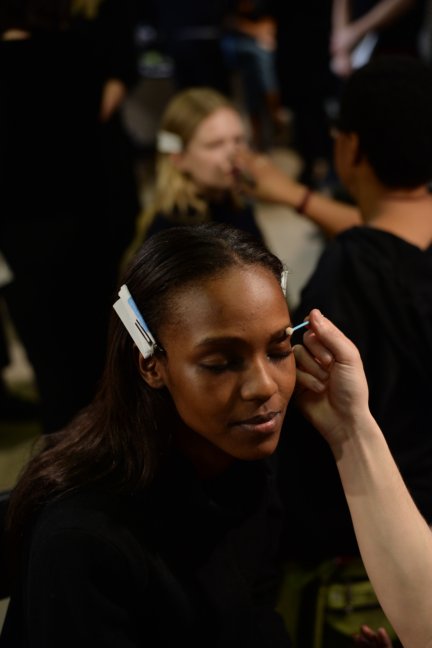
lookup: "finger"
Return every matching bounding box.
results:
[376,628,392,648]
[306,309,361,365]
[301,329,334,368]
[353,633,374,647]
[293,344,331,382]
[295,366,327,394]
[359,626,383,646]
[360,625,377,637]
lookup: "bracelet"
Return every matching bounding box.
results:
[296,188,313,214]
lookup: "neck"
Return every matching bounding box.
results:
[201,188,227,202]
[174,424,234,479]
[355,183,432,250]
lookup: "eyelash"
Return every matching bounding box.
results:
[201,350,292,374]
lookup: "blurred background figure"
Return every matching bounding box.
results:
[137,0,232,95]
[330,0,427,79]
[0,0,140,434]
[134,86,265,246]
[0,253,36,420]
[271,0,336,191]
[221,0,287,151]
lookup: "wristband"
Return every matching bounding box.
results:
[296,188,313,214]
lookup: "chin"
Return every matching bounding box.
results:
[238,435,280,461]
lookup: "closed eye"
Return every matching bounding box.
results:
[200,349,292,373]
[268,349,292,363]
[199,358,243,374]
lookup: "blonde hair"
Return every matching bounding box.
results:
[150,87,242,220]
[71,0,104,20]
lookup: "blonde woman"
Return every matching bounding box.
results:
[141,87,264,243]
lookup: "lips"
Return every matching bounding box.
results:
[237,411,279,426]
[233,411,280,434]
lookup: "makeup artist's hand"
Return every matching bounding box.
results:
[354,625,394,647]
[294,309,372,449]
[233,149,306,207]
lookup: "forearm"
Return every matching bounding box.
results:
[332,0,351,32]
[268,181,361,236]
[335,417,432,648]
[235,151,361,235]
[296,189,361,236]
[351,0,414,39]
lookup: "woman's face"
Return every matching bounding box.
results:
[148,265,296,473]
[176,107,247,194]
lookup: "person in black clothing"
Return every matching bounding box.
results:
[330,0,427,78]
[0,0,140,433]
[1,223,296,647]
[271,0,336,188]
[1,218,420,647]
[140,0,232,94]
[137,86,265,245]
[282,55,432,561]
[232,55,432,645]
[221,0,284,150]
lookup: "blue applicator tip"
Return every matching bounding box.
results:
[286,320,309,336]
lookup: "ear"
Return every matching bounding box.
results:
[137,351,166,389]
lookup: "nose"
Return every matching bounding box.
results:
[240,357,278,402]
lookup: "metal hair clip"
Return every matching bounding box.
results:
[156,130,183,154]
[113,284,157,358]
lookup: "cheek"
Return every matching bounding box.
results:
[282,357,297,402]
[165,368,235,417]
[201,154,223,176]
[170,384,230,436]
[187,155,217,184]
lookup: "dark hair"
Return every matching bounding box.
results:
[336,56,432,188]
[7,224,284,550]
[0,0,72,32]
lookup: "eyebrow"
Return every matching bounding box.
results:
[196,327,290,349]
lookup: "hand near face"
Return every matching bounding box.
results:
[233,149,305,207]
[293,309,371,450]
[331,23,363,56]
[354,625,394,647]
[330,50,353,78]
[100,79,126,122]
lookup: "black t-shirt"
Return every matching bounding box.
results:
[0,454,292,647]
[279,226,432,558]
[146,196,265,243]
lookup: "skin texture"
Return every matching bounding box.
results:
[174,107,248,196]
[139,266,296,476]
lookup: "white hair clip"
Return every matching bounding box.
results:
[113,284,157,358]
[280,269,290,297]
[157,130,183,154]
